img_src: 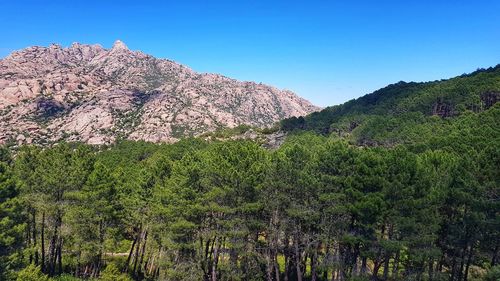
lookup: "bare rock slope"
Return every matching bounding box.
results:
[0,40,318,144]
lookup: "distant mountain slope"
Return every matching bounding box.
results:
[281,65,500,146]
[0,40,319,145]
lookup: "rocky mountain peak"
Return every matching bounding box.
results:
[49,43,62,50]
[0,41,319,145]
[111,40,129,51]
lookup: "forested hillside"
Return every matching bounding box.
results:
[281,65,500,146]
[0,66,499,281]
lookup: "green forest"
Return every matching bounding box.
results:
[1,67,499,281]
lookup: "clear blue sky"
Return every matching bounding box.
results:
[1,1,499,106]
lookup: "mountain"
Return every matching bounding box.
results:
[281,65,500,147]
[0,40,318,145]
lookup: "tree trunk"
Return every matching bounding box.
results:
[428,257,434,281]
[49,236,55,275]
[53,212,62,275]
[323,244,330,281]
[155,247,163,277]
[41,212,45,272]
[266,249,273,281]
[438,252,446,272]
[338,244,347,281]
[202,238,211,280]
[208,237,216,280]
[76,250,81,278]
[218,237,225,278]
[360,256,367,276]
[302,252,308,277]
[138,230,148,274]
[97,219,104,276]
[57,237,63,274]
[230,247,238,272]
[27,215,32,264]
[464,245,474,281]
[32,210,39,265]
[284,235,290,281]
[457,243,468,281]
[49,219,60,276]
[372,260,381,280]
[211,237,220,281]
[125,229,139,273]
[352,252,358,277]
[311,243,319,281]
[382,255,390,280]
[294,231,303,281]
[373,260,383,280]
[133,230,144,275]
[491,244,498,267]
[392,250,400,279]
[148,248,160,276]
[274,251,281,281]
[450,256,457,281]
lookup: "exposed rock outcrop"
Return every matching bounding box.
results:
[432,98,454,118]
[0,40,319,145]
[481,91,499,109]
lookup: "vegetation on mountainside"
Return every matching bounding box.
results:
[0,66,498,281]
[281,65,500,146]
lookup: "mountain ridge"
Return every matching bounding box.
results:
[0,40,319,145]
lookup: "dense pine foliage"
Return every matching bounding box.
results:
[0,67,499,281]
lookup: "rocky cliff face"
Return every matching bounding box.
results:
[0,40,318,145]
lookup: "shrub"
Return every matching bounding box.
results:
[52,274,82,281]
[16,265,49,281]
[100,263,132,281]
[484,265,500,281]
